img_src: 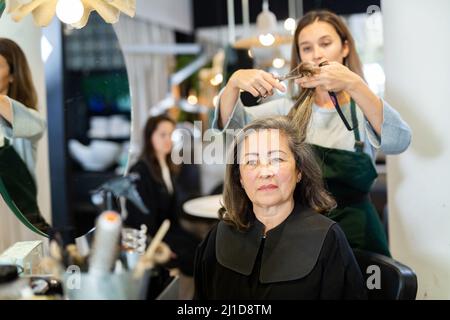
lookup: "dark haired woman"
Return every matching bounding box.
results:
[125,114,200,299]
[0,38,49,251]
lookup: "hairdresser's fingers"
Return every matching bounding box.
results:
[262,73,286,92]
[299,78,328,89]
[241,85,261,98]
[295,74,320,85]
[232,69,274,97]
[251,77,273,96]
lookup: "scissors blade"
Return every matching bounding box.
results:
[277,74,302,81]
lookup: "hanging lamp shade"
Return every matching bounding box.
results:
[4,0,135,28]
[233,1,292,49]
[256,4,276,34]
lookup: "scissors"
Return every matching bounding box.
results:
[256,62,319,102]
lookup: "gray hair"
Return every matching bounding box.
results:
[219,116,336,231]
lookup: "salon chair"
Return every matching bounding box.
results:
[156,276,180,300]
[353,249,418,300]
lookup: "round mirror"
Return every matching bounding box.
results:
[0,13,132,247]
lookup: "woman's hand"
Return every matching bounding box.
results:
[296,61,384,135]
[219,69,286,129]
[295,61,362,92]
[228,69,286,98]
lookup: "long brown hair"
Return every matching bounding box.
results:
[289,10,364,99]
[286,61,318,139]
[220,116,336,231]
[0,38,38,109]
[140,115,178,184]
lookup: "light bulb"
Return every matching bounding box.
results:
[259,33,275,46]
[214,73,223,85]
[210,73,223,86]
[272,58,285,69]
[187,95,198,105]
[56,0,84,24]
[212,95,219,107]
[284,18,296,32]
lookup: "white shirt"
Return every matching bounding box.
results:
[306,102,362,151]
[159,160,174,194]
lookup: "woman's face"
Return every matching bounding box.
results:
[0,54,12,95]
[297,20,349,66]
[151,120,175,158]
[239,129,300,210]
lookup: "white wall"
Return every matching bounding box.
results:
[0,14,52,223]
[383,0,450,299]
[135,0,192,33]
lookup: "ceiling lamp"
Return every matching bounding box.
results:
[272,57,285,69]
[4,0,136,29]
[233,0,292,49]
[284,17,296,33]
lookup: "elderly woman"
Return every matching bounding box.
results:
[194,116,366,300]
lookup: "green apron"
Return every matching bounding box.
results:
[311,100,390,257]
[0,139,50,237]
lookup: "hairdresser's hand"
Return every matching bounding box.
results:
[228,69,286,98]
[295,61,363,92]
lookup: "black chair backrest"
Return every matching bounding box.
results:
[353,249,418,300]
[156,276,180,300]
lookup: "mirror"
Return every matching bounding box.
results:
[0,13,132,246]
[62,15,131,237]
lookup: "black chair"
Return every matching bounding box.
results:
[353,249,418,300]
[156,276,180,300]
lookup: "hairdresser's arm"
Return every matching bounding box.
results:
[346,79,383,135]
[218,69,286,129]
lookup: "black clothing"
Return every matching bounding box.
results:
[0,141,51,235]
[194,203,367,299]
[125,160,200,276]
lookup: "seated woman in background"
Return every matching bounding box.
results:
[0,38,50,251]
[125,114,200,299]
[194,116,366,299]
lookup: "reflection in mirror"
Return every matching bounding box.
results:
[0,13,131,246]
[0,35,51,251]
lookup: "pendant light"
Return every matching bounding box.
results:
[4,0,135,29]
[233,0,292,49]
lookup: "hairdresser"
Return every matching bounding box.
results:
[212,10,411,257]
